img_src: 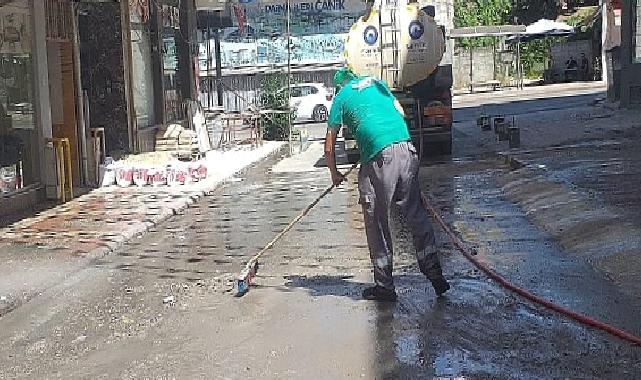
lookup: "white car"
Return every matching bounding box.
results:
[287,83,334,123]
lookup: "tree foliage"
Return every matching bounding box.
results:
[259,73,295,141]
[512,0,559,25]
[454,0,512,47]
[454,0,565,78]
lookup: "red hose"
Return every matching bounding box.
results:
[421,193,641,347]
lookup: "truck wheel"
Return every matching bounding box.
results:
[313,105,328,122]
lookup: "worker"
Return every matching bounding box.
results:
[324,67,450,302]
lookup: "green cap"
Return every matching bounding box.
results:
[333,67,356,89]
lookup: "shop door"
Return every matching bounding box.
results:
[47,41,80,184]
[46,0,80,184]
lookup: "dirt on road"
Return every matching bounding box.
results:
[2,84,641,379]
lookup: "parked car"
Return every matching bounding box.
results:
[286,83,334,123]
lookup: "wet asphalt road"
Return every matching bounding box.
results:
[2,85,641,378]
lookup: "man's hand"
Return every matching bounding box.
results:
[325,128,345,187]
[331,171,346,187]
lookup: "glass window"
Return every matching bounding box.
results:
[130,2,156,129]
[300,86,312,96]
[0,1,38,195]
[161,2,183,123]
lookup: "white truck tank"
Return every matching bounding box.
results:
[344,0,446,89]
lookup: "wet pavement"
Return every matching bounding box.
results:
[2,84,641,378]
[502,134,641,301]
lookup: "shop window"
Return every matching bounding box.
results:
[161,2,183,123]
[0,2,38,195]
[130,1,156,129]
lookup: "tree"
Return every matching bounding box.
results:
[454,0,513,47]
[512,0,560,25]
[259,73,295,141]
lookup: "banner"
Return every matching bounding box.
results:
[200,0,367,68]
[226,0,366,39]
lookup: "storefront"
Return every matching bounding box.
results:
[128,0,196,152]
[0,0,39,198]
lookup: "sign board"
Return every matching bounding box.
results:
[223,0,366,39]
[199,0,366,69]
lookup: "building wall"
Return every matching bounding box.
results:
[621,0,641,106]
[452,47,496,90]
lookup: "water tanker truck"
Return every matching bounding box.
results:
[342,0,454,157]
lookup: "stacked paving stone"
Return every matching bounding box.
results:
[155,123,200,160]
[0,187,202,256]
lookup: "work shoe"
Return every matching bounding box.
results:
[430,276,450,297]
[362,286,397,302]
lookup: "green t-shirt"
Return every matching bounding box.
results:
[327,76,410,163]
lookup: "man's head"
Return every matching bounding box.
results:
[333,67,356,91]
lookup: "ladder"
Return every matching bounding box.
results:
[379,0,401,89]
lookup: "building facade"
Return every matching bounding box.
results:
[82,0,199,154]
[0,0,199,219]
[620,0,641,106]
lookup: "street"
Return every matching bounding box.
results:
[2,83,641,378]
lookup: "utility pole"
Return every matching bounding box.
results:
[120,0,137,151]
[601,0,609,86]
[286,0,292,155]
[214,20,223,107]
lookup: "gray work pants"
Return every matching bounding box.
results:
[358,141,443,290]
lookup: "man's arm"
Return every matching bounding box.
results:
[326,94,346,186]
[325,128,345,186]
[378,79,405,117]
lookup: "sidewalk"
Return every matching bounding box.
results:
[453,81,606,108]
[0,142,284,315]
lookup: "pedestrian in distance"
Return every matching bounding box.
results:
[324,67,450,302]
[580,53,590,81]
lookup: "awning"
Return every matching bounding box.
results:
[507,19,576,43]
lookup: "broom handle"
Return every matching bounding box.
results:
[245,161,360,266]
